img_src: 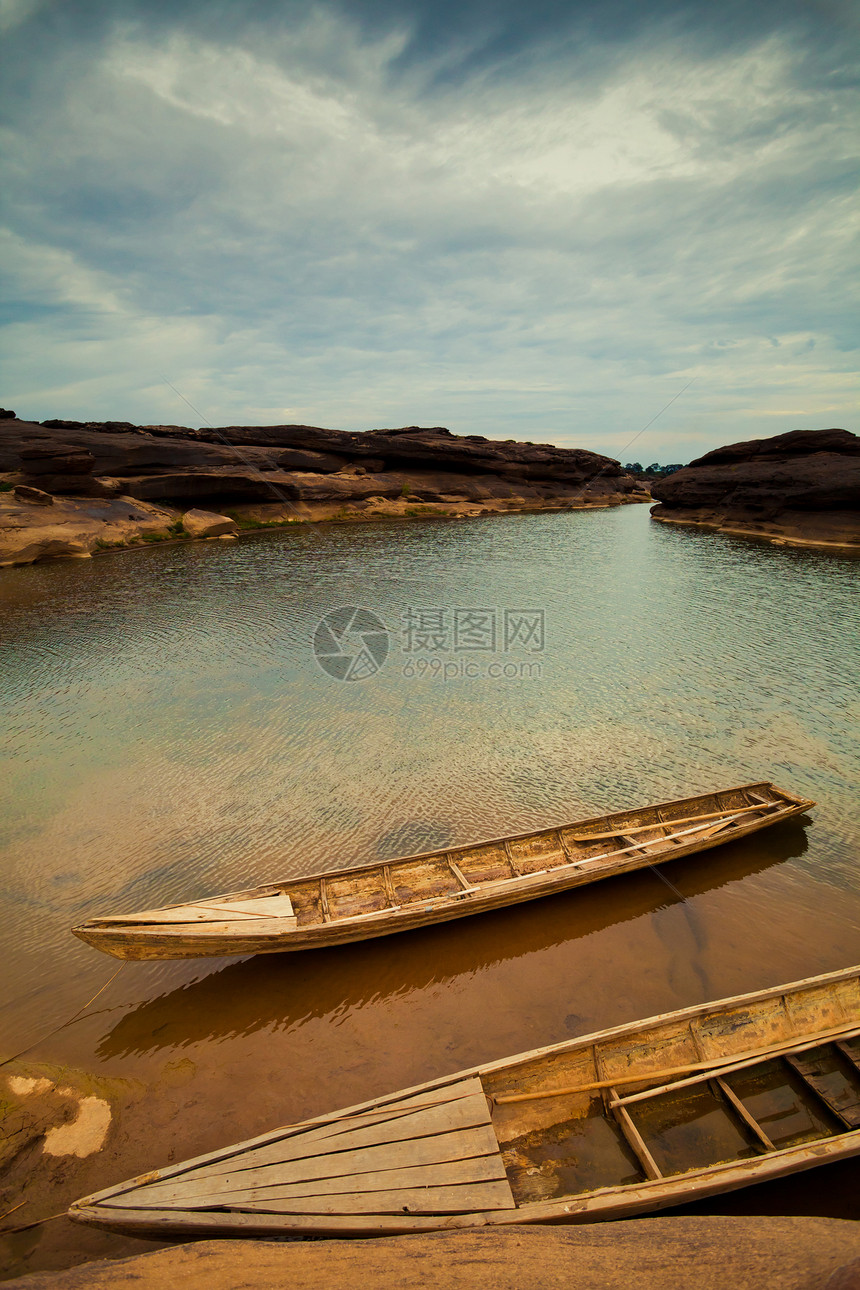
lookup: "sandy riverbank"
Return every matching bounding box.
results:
[0,490,650,568]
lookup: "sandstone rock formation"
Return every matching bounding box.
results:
[650,428,860,549]
[0,413,649,561]
[5,1219,860,1290]
[0,494,232,566]
[0,415,644,509]
[180,509,238,540]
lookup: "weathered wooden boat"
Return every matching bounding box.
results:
[69,964,860,1236]
[71,781,813,961]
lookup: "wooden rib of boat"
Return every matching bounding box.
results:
[71,782,813,961]
[69,964,860,1236]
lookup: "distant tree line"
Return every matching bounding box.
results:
[624,462,684,479]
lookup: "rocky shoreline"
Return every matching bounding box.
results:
[0,413,649,566]
[650,428,860,551]
[6,1220,860,1289]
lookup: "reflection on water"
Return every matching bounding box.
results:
[98,823,809,1059]
[0,505,859,1271]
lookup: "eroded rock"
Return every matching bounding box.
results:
[180,509,238,539]
[0,414,647,561]
[13,486,54,505]
[651,428,860,549]
[4,1218,860,1289]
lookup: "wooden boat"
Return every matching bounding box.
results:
[69,964,860,1236]
[71,781,812,961]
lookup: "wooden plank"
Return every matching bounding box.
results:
[319,877,331,922]
[91,903,271,925]
[607,1087,662,1180]
[200,1118,502,1189]
[556,831,575,863]
[127,1157,508,1209]
[76,1204,490,1234]
[204,1179,517,1215]
[92,1081,485,1205]
[106,1180,515,1217]
[496,1024,860,1106]
[502,840,521,876]
[175,1091,495,1181]
[655,808,680,844]
[447,856,476,892]
[610,1024,860,1109]
[202,896,295,919]
[837,1041,860,1074]
[785,1053,860,1128]
[112,1123,503,1206]
[570,804,769,842]
[250,780,792,888]
[172,1154,507,1203]
[329,905,401,925]
[382,865,397,907]
[714,1077,774,1150]
[619,834,652,855]
[111,919,296,938]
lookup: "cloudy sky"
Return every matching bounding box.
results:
[0,0,856,461]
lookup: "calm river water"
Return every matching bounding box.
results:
[1,505,858,1273]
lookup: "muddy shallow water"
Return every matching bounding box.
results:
[0,506,858,1278]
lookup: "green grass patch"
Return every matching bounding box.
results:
[0,481,13,492]
[167,519,187,537]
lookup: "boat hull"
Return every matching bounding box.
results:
[69,964,860,1236]
[72,782,814,960]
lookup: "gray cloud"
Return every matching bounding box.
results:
[0,0,857,460]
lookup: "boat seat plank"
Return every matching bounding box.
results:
[319,878,332,922]
[607,1088,662,1180]
[503,840,521,876]
[618,834,656,855]
[111,1123,503,1206]
[713,1077,774,1150]
[837,1041,860,1074]
[785,1051,860,1128]
[447,856,476,891]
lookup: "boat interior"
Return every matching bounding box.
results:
[485,973,860,1206]
[83,782,808,936]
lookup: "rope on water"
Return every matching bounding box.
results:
[0,961,127,1070]
[0,1208,69,1236]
